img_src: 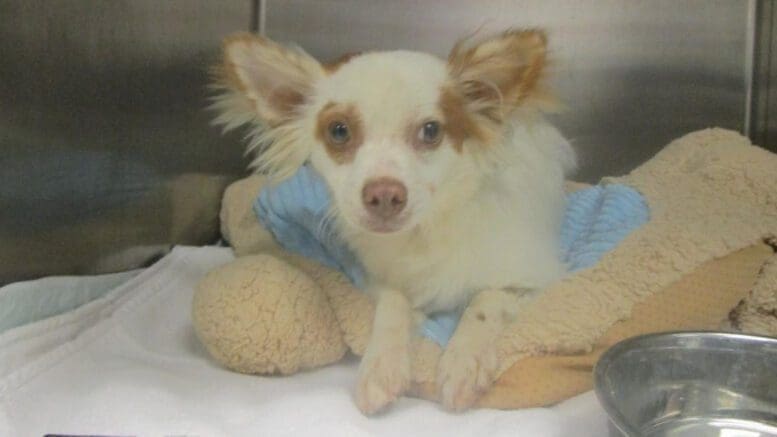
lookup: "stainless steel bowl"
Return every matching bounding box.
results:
[594,332,777,437]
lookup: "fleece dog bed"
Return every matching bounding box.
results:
[204,128,777,409]
[251,165,649,346]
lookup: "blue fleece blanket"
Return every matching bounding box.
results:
[254,166,649,346]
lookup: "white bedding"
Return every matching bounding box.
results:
[0,268,140,334]
[0,246,608,437]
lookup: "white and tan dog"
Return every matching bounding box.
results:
[212,29,575,414]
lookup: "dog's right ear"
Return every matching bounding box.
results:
[211,33,323,180]
[219,33,324,125]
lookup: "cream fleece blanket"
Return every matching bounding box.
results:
[210,128,777,408]
[493,127,776,358]
[730,241,777,335]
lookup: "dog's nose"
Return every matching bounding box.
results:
[362,178,407,219]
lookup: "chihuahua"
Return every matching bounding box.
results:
[212,29,575,414]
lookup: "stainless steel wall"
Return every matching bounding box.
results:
[751,0,777,152]
[265,0,753,181]
[0,1,762,282]
[0,1,254,283]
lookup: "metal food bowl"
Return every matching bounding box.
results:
[594,332,777,437]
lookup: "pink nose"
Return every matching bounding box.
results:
[361,178,407,219]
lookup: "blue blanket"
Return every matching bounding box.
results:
[254,166,649,346]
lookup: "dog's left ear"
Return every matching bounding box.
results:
[448,30,553,119]
[220,33,324,125]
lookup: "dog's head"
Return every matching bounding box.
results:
[213,30,555,235]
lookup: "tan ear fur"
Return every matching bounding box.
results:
[209,33,323,181]
[218,32,323,125]
[448,30,556,123]
[443,30,556,149]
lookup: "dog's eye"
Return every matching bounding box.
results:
[328,121,351,144]
[418,121,442,145]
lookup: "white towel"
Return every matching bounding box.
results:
[0,269,140,334]
[0,246,608,437]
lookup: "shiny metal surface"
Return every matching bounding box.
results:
[751,0,777,152]
[594,332,777,437]
[265,0,751,181]
[0,1,253,283]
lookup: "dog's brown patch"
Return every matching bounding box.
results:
[439,86,485,152]
[448,30,552,121]
[323,52,363,74]
[476,312,486,321]
[448,30,547,103]
[267,88,307,120]
[315,102,364,163]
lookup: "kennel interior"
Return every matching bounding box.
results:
[1,1,775,436]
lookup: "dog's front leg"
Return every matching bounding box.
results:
[437,288,525,412]
[355,286,413,415]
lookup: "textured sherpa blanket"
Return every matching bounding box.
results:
[254,167,650,346]
[216,128,777,409]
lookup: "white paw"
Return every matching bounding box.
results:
[355,346,410,415]
[437,341,499,412]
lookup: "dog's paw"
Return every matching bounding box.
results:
[437,341,499,412]
[355,346,410,415]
